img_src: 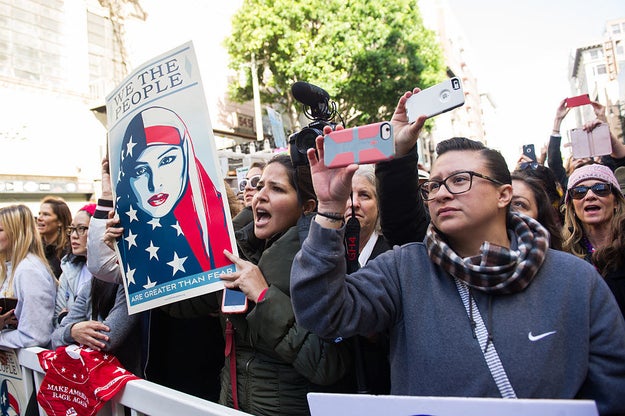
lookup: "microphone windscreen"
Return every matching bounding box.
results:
[292,81,330,107]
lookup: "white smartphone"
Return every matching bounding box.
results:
[221,288,248,314]
[406,77,465,123]
[570,123,612,159]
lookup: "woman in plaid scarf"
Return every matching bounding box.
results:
[290,88,625,415]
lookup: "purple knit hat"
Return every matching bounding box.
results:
[566,164,619,202]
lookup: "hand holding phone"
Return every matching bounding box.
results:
[324,122,394,168]
[522,144,537,162]
[221,288,248,314]
[406,77,465,123]
[565,94,591,108]
[569,123,612,158]
[220,250,249,314]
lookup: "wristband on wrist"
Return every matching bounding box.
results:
[257,287,268,303]
[57,311,68,325]
[316,211,344,222]
[95,198,114,219]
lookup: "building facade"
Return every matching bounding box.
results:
[0,0,271,213]
[417,0,491,169]
[0,0,130,213]
[569,16,625,140]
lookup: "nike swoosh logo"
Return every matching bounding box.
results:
[528,331,557,341]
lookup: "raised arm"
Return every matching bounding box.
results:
[547,99,569,189]
[290,89,425,339]
[377,89,429,245]
[87,158,122,283]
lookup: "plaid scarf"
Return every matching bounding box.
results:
[425,212,549,295]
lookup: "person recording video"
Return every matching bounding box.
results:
[289,87,625,415]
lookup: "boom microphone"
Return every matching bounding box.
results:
[291,81,330,107]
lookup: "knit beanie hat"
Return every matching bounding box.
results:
[566,164,619,202]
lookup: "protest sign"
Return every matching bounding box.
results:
[106,41,236,314]
[0,350,27,416]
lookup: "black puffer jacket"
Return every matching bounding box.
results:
[219,214,352,416]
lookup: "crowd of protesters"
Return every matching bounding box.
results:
[1,87,624,416]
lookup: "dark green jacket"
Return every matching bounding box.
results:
[219,214,351,416]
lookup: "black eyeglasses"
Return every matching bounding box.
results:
[419,170,504,201]
[67,225,89,236]
[238,175,261,192]
[568,182,612,200]
[519,161,539,170]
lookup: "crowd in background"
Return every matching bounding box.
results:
[0,90,624,416]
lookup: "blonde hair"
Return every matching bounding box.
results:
[0,205,52,297]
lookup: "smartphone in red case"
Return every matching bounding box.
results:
[323,122,394,168]
[565,94,591,108]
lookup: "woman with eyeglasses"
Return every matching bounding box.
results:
[232,161,266,231]
[53,204,96,327]
[50,202,140,374]
[562,164,625,318]
[224,179,244,219]
[289,88,625,414]
[240,162,265,207]
[0,204,56,349]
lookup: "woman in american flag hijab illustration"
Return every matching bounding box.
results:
[115,106,232,293]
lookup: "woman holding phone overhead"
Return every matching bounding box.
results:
[289,87,625,415]
[232,161,266,231]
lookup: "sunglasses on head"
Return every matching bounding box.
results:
[568,182,612,200]
[519,161,539,170]
[238,174,261,192]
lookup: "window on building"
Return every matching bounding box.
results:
[0,2,65,87]
[596,64,607,75]
[611,24,621,35]
[589,49,600,60]
[87,10,126,99]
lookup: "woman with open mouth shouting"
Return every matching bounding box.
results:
[562,162,625,319]
[219,154,351,416]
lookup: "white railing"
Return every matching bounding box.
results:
[16,347,251,416]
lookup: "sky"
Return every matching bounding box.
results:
[127,1,624,167]
[444,0,625,165]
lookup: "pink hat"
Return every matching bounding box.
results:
[566,164,619,202]
[78,203,97,216]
